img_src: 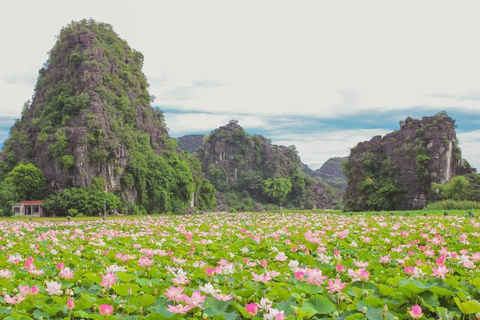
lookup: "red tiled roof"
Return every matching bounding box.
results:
[18,201,45,205]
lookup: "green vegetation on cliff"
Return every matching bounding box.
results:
[0,19,216,214]
[197,121,341,211]
[344,112,475,212]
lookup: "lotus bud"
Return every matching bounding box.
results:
[383,305,388,312]
[393,317,399,320]
[362,307,367,314]
[333,311,339,317]
[203,313,208,319]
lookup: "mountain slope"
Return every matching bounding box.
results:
[197,121,342,210]
[344,112,464,211]
[0,19,210,213]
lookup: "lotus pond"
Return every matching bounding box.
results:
[0,212,480,319]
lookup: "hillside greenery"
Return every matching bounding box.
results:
[0,19,216,215]
[198,123,339,211]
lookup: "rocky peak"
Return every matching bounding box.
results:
[197,121,342,209]
[1,19,169,194]
[344,112,462,211]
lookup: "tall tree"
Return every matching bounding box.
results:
[5,163,48,200]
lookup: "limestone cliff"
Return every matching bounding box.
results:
[197,121,341,209]
[344,112,461,211]
[0,20,193,209]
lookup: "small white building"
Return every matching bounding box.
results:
[12,201,47,217]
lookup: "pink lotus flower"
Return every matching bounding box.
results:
[379,255,391,264]
[294,271,305,280]
[30,286,39,295]
[67,299,75,310]
[4,293,26,305]
[260,260,268,268]
[353,260,369,268]
[306,268,328,286]
[0,269,14,278]
[183,290,206,309]
[404,266,415,276]
[430,265,450,279]
[18,285,39,296]
[325,278,347,293]
[59,267,74,279]
[167,304,192,314]
[408,304,423,319]
[435,255,446,266]
[252,272,271,283]
[205,268,215,276]
[7,254,23,264]
[100,272,117,290]
[164,285,187,303]
[335,265,345,272]
[212,292,234,301]
[246,302,259,316]
[57,263,65,269]
[99,304,113,316]
[138,256,153,268]
[45,280,62,295]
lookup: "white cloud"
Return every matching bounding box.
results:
[273,129,390,170]
[164,112,268,137]
[1,0,480,170]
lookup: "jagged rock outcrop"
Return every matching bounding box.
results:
[311,157,348,190]
[1,20,169,196]
[197,120,341,209]
[344,112,462,211]
[177,134,205,154]
[0,20,210,213]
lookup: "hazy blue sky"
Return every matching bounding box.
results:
[1,0,479,170]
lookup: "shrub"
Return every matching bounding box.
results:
[425,200,480,210]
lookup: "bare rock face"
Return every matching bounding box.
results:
[344,112,461,211]
[312,157,348,190]
[1,20,169,199]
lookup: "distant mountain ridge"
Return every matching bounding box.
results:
[177,134,204,154]
[312,157,348,190]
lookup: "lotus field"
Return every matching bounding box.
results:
[1,212,480,319]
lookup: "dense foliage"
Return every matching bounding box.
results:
[0,211,479,319]
[44,187,121,216]
[198,122,339,211]
[343,154,403,212]
[0,19,216,214]
[4,163,48,201]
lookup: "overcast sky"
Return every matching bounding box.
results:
[1,0,479,170]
